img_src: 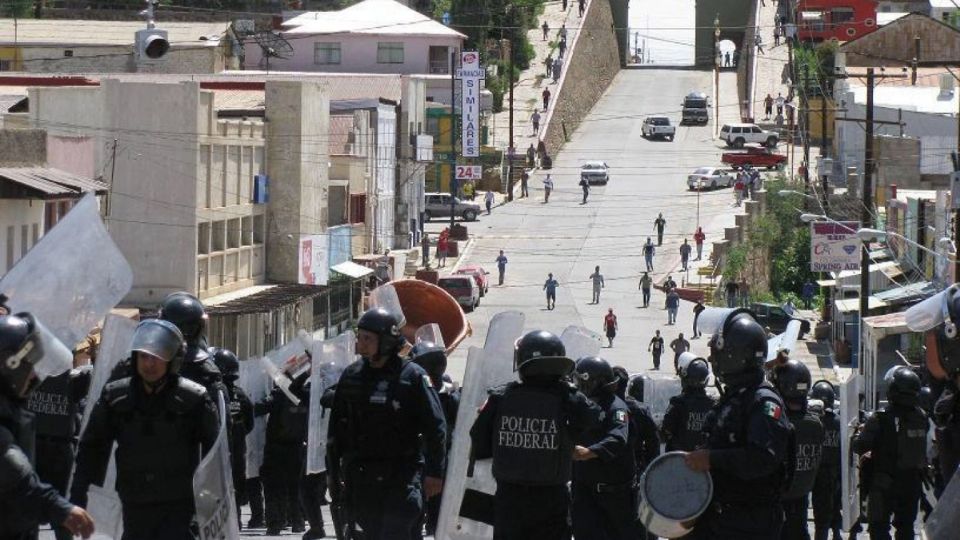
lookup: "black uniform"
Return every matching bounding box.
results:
[693,379,793,540]
[224,378,254,527]
[470,379,601,540]
[781,408,824,540]
[852,405,927,540]
[812,408,842,540]
[424,380,460,535]
[0,393,76,540]
[661,387,716,452]
[109,347,227,399]
[624,396,660,472]
[933,385,960,488]
[71,375,219,540]
[328,356,447,539]
[571,392,636,540]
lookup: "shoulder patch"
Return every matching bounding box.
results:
[615,410,628,423]
[423,374,433,388]
[763,400,783,420]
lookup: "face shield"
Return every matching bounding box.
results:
[1,314,73,398]
[131,320,184,363]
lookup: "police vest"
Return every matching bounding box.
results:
[876,407,927,472]
[25,371,77,439]
[782,409,824,500]
[492,384,572,486]
[267,391,309,444]
[666,391,715,452]
[820,410,841,467]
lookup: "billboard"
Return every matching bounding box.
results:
[458,51,483,158]
[298,234,329,285]
[810,221,861,272]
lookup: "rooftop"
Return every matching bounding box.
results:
[848,84,959,115]
[282,0,466,39]
[0,19,231,47]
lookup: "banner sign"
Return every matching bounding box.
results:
[298,234,329,285]
[455,165,482,181]
[810,221,861,272]
[458,51,484,158]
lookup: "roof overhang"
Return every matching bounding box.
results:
[331,260,374,279]
[0,167,106,200]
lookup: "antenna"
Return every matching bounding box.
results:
[251,31,294,70]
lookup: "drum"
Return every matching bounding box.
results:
[638,451,713,539]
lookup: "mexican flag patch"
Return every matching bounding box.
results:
[615,410,628,423]
[763,401,782,420]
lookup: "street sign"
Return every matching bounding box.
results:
[810,221,861,272]
[455,165,482,181]
[458,51,484,158]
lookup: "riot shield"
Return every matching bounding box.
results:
[642,372,682,424]
[839,372,861,531]
[767,319,802,361]
[415,323,446,348]
[238,358,272,480]
[369,282,406,325]
[905,285,950,331]
[693,307,736,336]
[926,467,960,539]
[193,391,241,540]
[437,311,526,540]
[306,331,355,475]
[560,325,602,361]
[0,194,133,349]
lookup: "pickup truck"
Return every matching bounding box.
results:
[641,116,676,141]
[721,148,787,170]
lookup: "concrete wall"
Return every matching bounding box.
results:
[0,129,45,165]
[47,135,95,178]
[0,199,43,273]
[696,0,753,67]
[397,76,428,248]
[608,0,630,66]
[3,44,232,74]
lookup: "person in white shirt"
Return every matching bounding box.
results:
[485,190,495,214]
[543,175,554,203]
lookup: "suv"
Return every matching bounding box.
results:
[641,117,676,140]
[438,275,480,311]
[751,302,811,338]
[681,92,709,125]
[424,193,481,222]
[719,123,779,148]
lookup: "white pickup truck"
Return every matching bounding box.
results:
[641,116,676,141]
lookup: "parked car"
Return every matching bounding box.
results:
[580,161,610,185]
[719,123,779,148]
[455,265,490,297]
[424,193,481,222]
[752,302,811,338]
[721,148,787,170]
[687,167,734,190]
[681,92,709,125]
[438,275,480,311]
[641,116,676,140]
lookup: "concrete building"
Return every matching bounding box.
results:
[0,19,239,73]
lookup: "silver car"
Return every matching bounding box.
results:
[424,193,481,221]
[580,161,610,185]
[687,167,733,190]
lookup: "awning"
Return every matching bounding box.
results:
[835,296,887,313]
[873,281,937,306]
[862,311,910,335]
[816,279,837,287]
[0,167,107,199]
[205,283,327,316]
[834,260,904,283]
[331,260,374,279]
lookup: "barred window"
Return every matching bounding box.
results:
[314,42,341,65]
[377,42,404,64]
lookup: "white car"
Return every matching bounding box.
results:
[719,123,779,148]
[641,116,676,140]
[580,161,610,185]
[687,167,734,190]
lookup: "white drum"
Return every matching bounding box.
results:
[638,451,713,539]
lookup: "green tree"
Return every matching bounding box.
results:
[1,0,33,17]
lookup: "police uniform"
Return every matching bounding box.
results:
[72,375,220,540]
[328,356,447,539]
[223,376,253,527]
[661,387,716,452]
[572,392,636,540]
[933,385,960,488]
[424,378,460,535]
[811,407,842,540]
[781,407,824,540]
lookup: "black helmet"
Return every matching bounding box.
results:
[0,313,43,398]
[709,309,768,387]
[934,286,960,378]
[357,307,403,357]
[627,373,649,403]
[158,292,207,345]
[611,365,629,399]
[411,340,447,387]
[514,330,573,379]
[809,380,836,410]
[680,358,710,390]
[574,356,616,397]
[210,347,240,383]
[884,366,921,407]
[919,386,935,415]
[771,359,812,406]
[131,319,186,376]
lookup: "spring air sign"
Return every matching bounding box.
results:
[810,221,861,272]
[457,51,484,158]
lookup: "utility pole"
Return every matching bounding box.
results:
[820,89,829,214]
[507,34,515,202]
[859,68,875,359]
[801,72,811,196]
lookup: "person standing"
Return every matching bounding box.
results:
[543,174,554,203]
[544,55,554,78]
[670,332,690,374]
[485,190,495,215]
[693,299,705,338]
[421,232,431,269]
[764,93,774,119]
[578,0,585,17]
[724,51,731,67]
[810,381,843,540]
[542,87,551,111]
[210,349,255,534]
[642,237,655,271]
[755,33,765,55]
[327,308,448,539]
[661,358,716,452]
[666,288,680,325]
[639,271,653,307]
[774,25,781,46]
[802,279,816,310]
[527,143,536,168]
[552,57,562,83]
[562,0,568,10]
[542,20,549,40]
[740,277,751,307]
[470,331,602,540]
[520,169,530,198]
[680,239,692,272]
[436,229,449,267]
[648,331,665,370]
[544,273,560,310]
[653,213,667,246]
[725,279,739,308]
[664,275,678,291]
[531,109,541,134]
[776,92,785,116]
[558,37,567,60]
[694,226,706,260]
[496,250,508,285]
[559,23,568,41]
[603,309,618,348]
[589,265,604,303]
[579,176,590,204]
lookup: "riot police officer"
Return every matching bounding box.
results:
[771,359,824,540]
[210,348,254,531]
[571,357,636,540]
[615,367,660,476]
[72,319,219,540]
[809,380,842,540]
[470,330,602,540]
[0,309,95,539]
[662,358,716,452]
[853,366,927,540]
[929,285,960,489]
[327,307,447,539]
[410,340,460,536]
[684,309,793,539]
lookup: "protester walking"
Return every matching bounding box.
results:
[639,272,653,307]
[543,174,554,203]
[436,228,449,267]
[526,143,536,167]
[542,88,551,111]
[579,177,590,204]
[764,93,774,119]
[694,227,705,260]
[542,20,549,40]
[552,56,563,83]
[531,110,541,134]
[558,37,567,59]
[544,55,554,78]
[776,92,785,115]
[670,333,690,374]
[802,279,816,309]
[649,330,665,370]
[603,308,618,348]
[680,239,692,272]
[496,250,508,285]
[589,265,604,304]
[725,279,739,308]
[578,0,586,17]
[654,213,666,245]
[485,190,494,215]
[755,33,764,54]
[543,273,559,310]
[520,169,530,197]
[643,238,655,271]
[666,288,680,325]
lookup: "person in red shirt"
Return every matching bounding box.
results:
[694,227,706,261]
[436,229,450,267]
[603,308,618,348]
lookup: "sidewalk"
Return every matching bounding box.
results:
[750,0,792,126]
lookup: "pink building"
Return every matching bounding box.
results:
[244,0,465,75]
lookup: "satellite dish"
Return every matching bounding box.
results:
[251,31,294,70]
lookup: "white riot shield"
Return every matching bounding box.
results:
[239,359,272,480]
[437,311,526,540]
[694,307,736,336]
[416,323,446,348]
[839,373,861,531]
[369,283,406,325]
[905,285,951,332]
[306,331,356,475]
[767,319,802,361]
[926,467,960,539]
[560,325,603,361]
[0,194,133,349]
[642,372,682,424]
[193,392,241,540]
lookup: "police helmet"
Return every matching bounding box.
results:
[0,313,42,398]
[210,347,240,383]
[411,340,447,387]
[574,356,616,397]
[158,292,207,344]
[934,287,960,378]
[357,307,404,357]
[627,373,649,403]
[771,359,812,406]
[131,319,186,375]
[884,366,922,407]
[611,365,630,399]
[919,386,935,415]
[514,330,573,379]
[708,309,768,386]
[680,358,710,390]
[809,380,836,410]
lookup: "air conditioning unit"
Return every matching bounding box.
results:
[940,73,955,99]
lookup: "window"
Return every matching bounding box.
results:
[314,42,341,65]
[63,50,73,57]
[830,8,854,25]
[377,42,404,64]
[752,126,762,133]
[0,60,11,72]
[350,193,367,224]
